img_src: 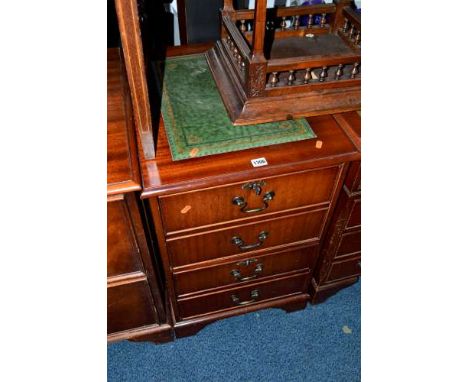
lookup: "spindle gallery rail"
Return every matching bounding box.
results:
[206,0,361,125]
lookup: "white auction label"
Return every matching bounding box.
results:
[251,157,268,167]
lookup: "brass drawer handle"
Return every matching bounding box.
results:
[232,180,275,213]
[231,263,263,281]
[231,231,268,251]
[232,191,275,213]
[231,289,259,305]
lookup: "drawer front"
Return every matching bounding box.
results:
[344,161,361,194]
[167,209,327,267]
[107,198,143,277]
[160,166,340,232]
[177,272,308,319]
[327,257,361,283]
[174,245,319,296]
[336,230,361,258]
[347,199,361,229]
[107,280,158,334]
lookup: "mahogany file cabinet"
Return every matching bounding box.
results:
[107,49,172,343]
[137,100,360,336]
[312,112,361,302]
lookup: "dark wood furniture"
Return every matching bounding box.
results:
[311,111,361,302]
[206,0,361,125]
[107,48,172,343]
[133,44,360,337]
[114,0,156,160]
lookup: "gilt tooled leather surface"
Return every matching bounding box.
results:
[161,54,316,161]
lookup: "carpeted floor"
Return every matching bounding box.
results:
[108,280,360,382]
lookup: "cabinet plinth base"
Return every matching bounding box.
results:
[174,294,309,338]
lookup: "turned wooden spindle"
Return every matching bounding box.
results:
[287,70,296,85]
[320,13,327,28]
[355,30,361,45]
[342,18,349,33]
[335,64,343,80]
[233,47,238,56]
[307,14,313,29]
[349,24,355,38]
[351,63,360,79]
[240,20,247,33]
[237,53,243,65]
[303,68,312,84]
[270,72,279,87]
[281,17,287,30]
[293,16,300,30]
[319,66,328,82]
[241,60,246,71]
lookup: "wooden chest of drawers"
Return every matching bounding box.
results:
[136,81,360,336]
[312,112,361,302]
[107,49,172,343]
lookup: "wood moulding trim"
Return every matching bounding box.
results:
[310,275,358,303]
[165,205,329,242]
[107,181,141,197]
[141,152,360,198]
[176,268,310,300]
[171,238,320,273]
[173,240,319,275]
[114,0,155,160]
[158,165,341,199]
[174,293,309,337]
[164,202,331,238]
[333,113,361,151]
[232,4,336,21]
[107,271,147,288]
[178,270,308,302]
[107,323,173,343]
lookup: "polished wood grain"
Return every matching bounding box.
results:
[167,207,328,267]
[336,227,360,257]
[174,245,319,296]
[107,48,141,195]
[114,0,155,159]
[159,166,340,233]
[311,276,357,304]
[311,110,361,302]
[347,198,361,228]
[177,271,308,319]
[107,48,171,343]
[135,45,361,337]
[139,115,360,199]
[174,294,309,338]
[107,281,159,334]
[107,197,144,277]
[206,0,360,124]
[327,256,360,282]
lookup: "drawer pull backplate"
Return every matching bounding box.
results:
[232,181,275,213]
[231,289,259,305]
[231,263,263,281]
[231,231,269,251]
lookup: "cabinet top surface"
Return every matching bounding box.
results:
[139,46,360,199]
[107,48,141,196]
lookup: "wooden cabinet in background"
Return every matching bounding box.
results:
[311,111,361,302]
[107,48,172,343]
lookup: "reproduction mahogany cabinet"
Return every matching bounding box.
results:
[311,111,361,302]
[107,48,172,343]
[134,45,360,336]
